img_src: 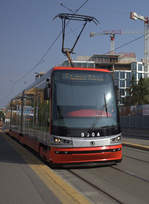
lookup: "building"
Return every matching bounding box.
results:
[90,53,136,71]
[61,59,95,68]
[131,61,145,82]
[114,61,145,105]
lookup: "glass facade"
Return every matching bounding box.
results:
[113,61,144,105]
[132,62,137,71]
[138,63,143,71]
[120,72,125,79]
[120,80,125,88]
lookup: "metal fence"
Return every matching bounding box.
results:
[120,115,149,129]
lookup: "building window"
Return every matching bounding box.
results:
[132,72,137,81]
[126,72,131,80]
[126,79,131,87]
[138,64,142,71]
[120,80,125,87]
[120,72,125,79]
[114,72,119,80]
[114,79,118,86]
[120,89,125,96]
[132,63,137,71]
[138,73,142,80]
[120,97,125,105]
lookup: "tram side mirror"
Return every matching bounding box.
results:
[44,79,51,100]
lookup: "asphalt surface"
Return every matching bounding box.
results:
[0,128,149,204]
[0,131,92,204]
[56,145,149,204]
[0,131,61,204]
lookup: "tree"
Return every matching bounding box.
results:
[0,111,5,122]
[142,78,149,104]
[125,75,138,105]
[125,77,149,105]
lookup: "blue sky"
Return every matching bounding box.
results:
[0,0,149,107]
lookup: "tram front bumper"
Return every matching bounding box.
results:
[50,144,122,164]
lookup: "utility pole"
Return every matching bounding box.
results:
[130,12,149,77]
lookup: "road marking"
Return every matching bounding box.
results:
[2,133,92,204]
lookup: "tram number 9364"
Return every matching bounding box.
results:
[81,132,101,138]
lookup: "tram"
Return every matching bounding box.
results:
[8,66,122,165]
[7,13,122,166]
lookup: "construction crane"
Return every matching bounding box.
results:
[90,30,142,54]
[130,11,149,77]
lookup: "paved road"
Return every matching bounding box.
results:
[0,131,92,204]
[56,145,149,204]
[54,130,149,203]
[1,129,149,204]
[0,131,61,204]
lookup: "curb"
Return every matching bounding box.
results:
[123,142,149,151]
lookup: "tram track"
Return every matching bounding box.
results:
[61,155,149,204]
[123,154,149,164]
[111,166,149,184]
[67,169,124,204]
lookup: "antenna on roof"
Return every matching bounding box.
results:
[54,13,99,67]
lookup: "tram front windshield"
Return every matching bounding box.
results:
[52,70,119,133]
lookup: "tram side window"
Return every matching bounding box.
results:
[22,87,50,137]
[10,101,17,131]
[37,88,50,133]
[10,98,21,133]
[23,93,34,136]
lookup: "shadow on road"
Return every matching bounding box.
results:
[0,132,43,165]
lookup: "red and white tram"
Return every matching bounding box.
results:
[8,66,122,166]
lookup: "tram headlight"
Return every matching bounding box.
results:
[54,138,61,143]
[53,137,73,145]
[110,135,121,144]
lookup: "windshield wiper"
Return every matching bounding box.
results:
[104,94,108,118]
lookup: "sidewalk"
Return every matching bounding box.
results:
[122,128,149,151]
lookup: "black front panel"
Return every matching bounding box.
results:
[51,125,121,137]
